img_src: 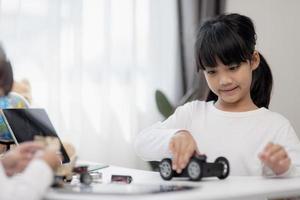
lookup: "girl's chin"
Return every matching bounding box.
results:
[219,95,241,104]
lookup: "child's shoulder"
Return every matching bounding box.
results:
[263,109,292,127]
[181,100,211,107]
[171,100,210,119]
[177,100,211,113]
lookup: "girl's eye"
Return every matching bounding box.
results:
[206,70,216,75]
[228,65,240,71]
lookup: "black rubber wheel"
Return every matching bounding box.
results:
[215,157,230,179]
[187,158,202,181]
[80,173,93,185]
[159,158,174,180]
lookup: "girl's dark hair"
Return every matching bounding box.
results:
[195,13,273,108]
[0,45,14,96]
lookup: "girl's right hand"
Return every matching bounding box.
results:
[168,130,199,173]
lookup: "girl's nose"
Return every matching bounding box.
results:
[219,75,233,86]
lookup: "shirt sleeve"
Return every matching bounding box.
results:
[0,159,53,200]
[134,101,197,161]
[263,121,300,177]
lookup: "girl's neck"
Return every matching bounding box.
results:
[214,96,258,112]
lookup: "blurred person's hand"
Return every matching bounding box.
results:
[39,150,62,171]
[1,142,43,176]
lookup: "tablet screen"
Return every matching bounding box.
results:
[1,108,70,163]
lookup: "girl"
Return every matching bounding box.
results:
[134,13,300,177]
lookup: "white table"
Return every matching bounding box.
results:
[44,164,300,200]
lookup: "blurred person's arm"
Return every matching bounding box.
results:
[0,159,53,200]
[0,142,61,200]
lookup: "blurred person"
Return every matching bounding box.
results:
[0,44,30,152]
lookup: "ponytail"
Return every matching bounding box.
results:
[250,53,273,108]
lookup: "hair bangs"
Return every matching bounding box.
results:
[196,21,252,71]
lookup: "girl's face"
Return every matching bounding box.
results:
[203,51,260,110]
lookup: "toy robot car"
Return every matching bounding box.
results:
[53,165,94,187]
[159,155,230,181]
[52,155,94,187]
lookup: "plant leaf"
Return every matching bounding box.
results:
[155,90,174,118]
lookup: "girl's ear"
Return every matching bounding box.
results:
[251,51,260,71]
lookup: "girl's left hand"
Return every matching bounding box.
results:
[258,142,291,175]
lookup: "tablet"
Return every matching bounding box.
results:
[1,108,70,163]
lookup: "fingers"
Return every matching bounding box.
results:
[5,169,15,177]
[42,150,62,170]
[2,142,43,174]
[14,159,31,174]
[259,142,291,175]
[270,149,287,162]
[169,138,180,171]
[168,131,198,174]
[19,141,43,153]
[5,156,32,176]
[3,142,57,175]
[179,144,195,169]
[279,157,291,168]
[260,143,281,158]
[259,143,286,163]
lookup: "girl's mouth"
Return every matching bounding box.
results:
[219,86,239,95]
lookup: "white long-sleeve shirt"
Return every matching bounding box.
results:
[0,159,53,200]
[135,101,300,177]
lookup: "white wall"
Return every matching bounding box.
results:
[226,0,300,137]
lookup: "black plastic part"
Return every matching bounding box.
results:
[214,157,230,179]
